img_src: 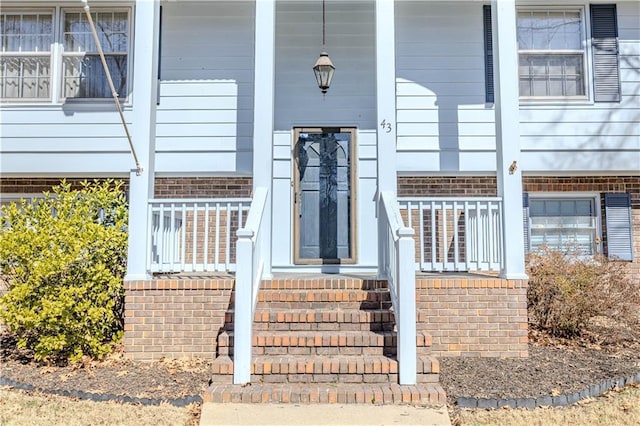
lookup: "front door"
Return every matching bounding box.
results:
[293,128,356,264]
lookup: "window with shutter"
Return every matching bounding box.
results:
[590,4,620,102]
[482,4,622,102]
[605,193,633,261]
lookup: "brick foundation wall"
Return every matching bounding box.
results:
[123,278,234,360]
[416,277,529,358]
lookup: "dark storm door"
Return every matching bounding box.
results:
[293,128,357,264]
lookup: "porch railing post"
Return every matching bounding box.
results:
[397,226,417,385]
[233,229,254,384]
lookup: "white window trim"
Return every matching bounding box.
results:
[517,5,593,104]
[527,192,603,256]
[0,4,133,105]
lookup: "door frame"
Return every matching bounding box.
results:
[292,127,358,265]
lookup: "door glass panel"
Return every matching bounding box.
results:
[296,130,351,261]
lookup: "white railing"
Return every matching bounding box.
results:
[398,197,504,272]
[233,187,268,384]
[378,191,417,385]
[147,198,251,273]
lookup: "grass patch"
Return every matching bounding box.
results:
[0,388,196,426]
[453,385,640,426]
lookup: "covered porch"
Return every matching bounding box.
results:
[123,0,529,387]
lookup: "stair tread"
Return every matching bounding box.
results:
[251,309,394,322]
[212,354,438,366]
[252,308,393,313]
[203,382,447,405]
[221,330,430,338]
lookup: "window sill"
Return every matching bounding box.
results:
[519,97,592,108]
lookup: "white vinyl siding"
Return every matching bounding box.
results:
[396,2,492,172]
[274,0,376,130]
[0,11,53,99]
[156,1,255,175]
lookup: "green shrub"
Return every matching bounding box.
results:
[0,180,128,363]
[527,247,640,338]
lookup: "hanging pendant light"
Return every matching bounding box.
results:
[313,0,335,95]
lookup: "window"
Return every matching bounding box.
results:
[483,4,621,103]
[0,7,131,102]
[0,193,43,208]
[62,10,129,99]
[528,197,599,255]
[0,11,53,99]
[517,9,586,98]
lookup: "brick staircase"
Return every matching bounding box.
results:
[204,275,446,404]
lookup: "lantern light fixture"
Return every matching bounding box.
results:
[313,0,334,95]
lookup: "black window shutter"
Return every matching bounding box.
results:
[591,5,621,103]
[605,193,633,261]
[522,193,530,254]
[483,5,494,103]
[156,5,163,105]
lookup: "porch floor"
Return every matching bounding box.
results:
[151,271,501,280]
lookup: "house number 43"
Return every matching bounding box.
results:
[380,119,392,133]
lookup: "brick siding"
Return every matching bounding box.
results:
[0,177,252,199]
[154,177,253,198]
[398,176,497,197]
[416,277,529,358]
[123,278,234,360]
[0,178,129,195]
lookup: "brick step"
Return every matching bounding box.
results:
[225,309,395,332]
[256,289,392,310]
[210,355,439,385]
[258,289,391,303]
[203,382,447,405]
[217,331,433,357]
[262,277,386,291]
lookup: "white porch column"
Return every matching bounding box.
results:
[252,0,275,278]
[492,0,527,279]
[376,0,398,276]
[375,0,397,196]
[124,0,160,281]
[376,0,416,385]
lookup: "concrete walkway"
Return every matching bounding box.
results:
[199,403,451,426]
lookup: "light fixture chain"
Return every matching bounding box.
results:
[322,0,326,49]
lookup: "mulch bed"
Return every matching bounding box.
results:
[1,320,639,407]
[0,336,211,402]
[440,321,640,405]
